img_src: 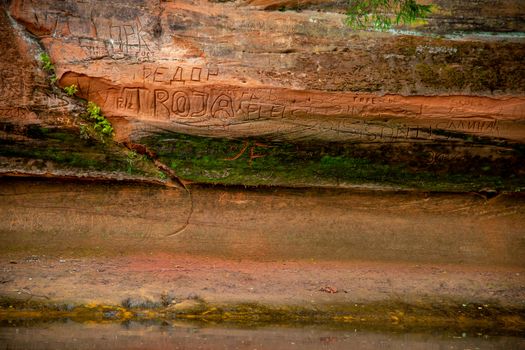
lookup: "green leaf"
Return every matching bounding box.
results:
[347,0,432,31]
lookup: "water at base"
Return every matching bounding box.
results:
[1,321,523,350]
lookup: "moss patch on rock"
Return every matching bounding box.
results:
[139,131,525,192]
[0,122,160,178]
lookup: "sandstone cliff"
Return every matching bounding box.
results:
[1,1,525,331]
[1,0,524,190]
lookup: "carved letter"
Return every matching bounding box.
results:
[206,67,219,80]
[153,67,168,83]
[121,88,140,114]
[190,91,208,117]
[170,67,184,84]
[109,25,123,52]
[171,91,190,118]
[211,94,234,120]
[154,89,170,119]
[143,66,153,81]
[270,105,285,118]
[190,67,202,82]
[123,25,135,52]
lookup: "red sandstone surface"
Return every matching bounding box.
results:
[0,1,524,329]
[5,0,525,144]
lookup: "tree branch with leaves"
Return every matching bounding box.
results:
[347,0,432,31]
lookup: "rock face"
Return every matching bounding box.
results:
[2,0,524,190]
[0,1,525,326]
[0,3,161,179]
[1,0,524,260]
[2,177,524,266]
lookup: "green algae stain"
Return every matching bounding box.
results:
[139,132,525,192]
[3,121,524,192]
[0,123,159,177]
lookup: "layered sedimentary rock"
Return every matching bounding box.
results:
[1,177,524,266]
[2,0,524,190]
[0,1,525,327]
[0,0,524,262]
[0,5,161,179]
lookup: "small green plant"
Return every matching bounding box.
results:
[347,0,432,31]
[39,53,54,72]
[86,101,114,138]
[125,151,150,174]
[79,125,90,140]
[39,52,59,84]
[64,84,78,97]
[126,150,138,174]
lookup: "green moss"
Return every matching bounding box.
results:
[413,42,525,93]
[416,63,467,90]
[3,118,524,192]
[25,124,47,139]
[415,63,437,86]
[0,124,157,177]
[139,132,525,192]
[470,66,499,92]
[441,65,466,89]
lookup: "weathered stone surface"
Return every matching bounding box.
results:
[2,0,525,190]
[1,2,525,325]
[0,5,164,180]
[1,177,524,267]
[246,0,525,34]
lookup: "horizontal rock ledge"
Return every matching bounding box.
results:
[1,176,524,267]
